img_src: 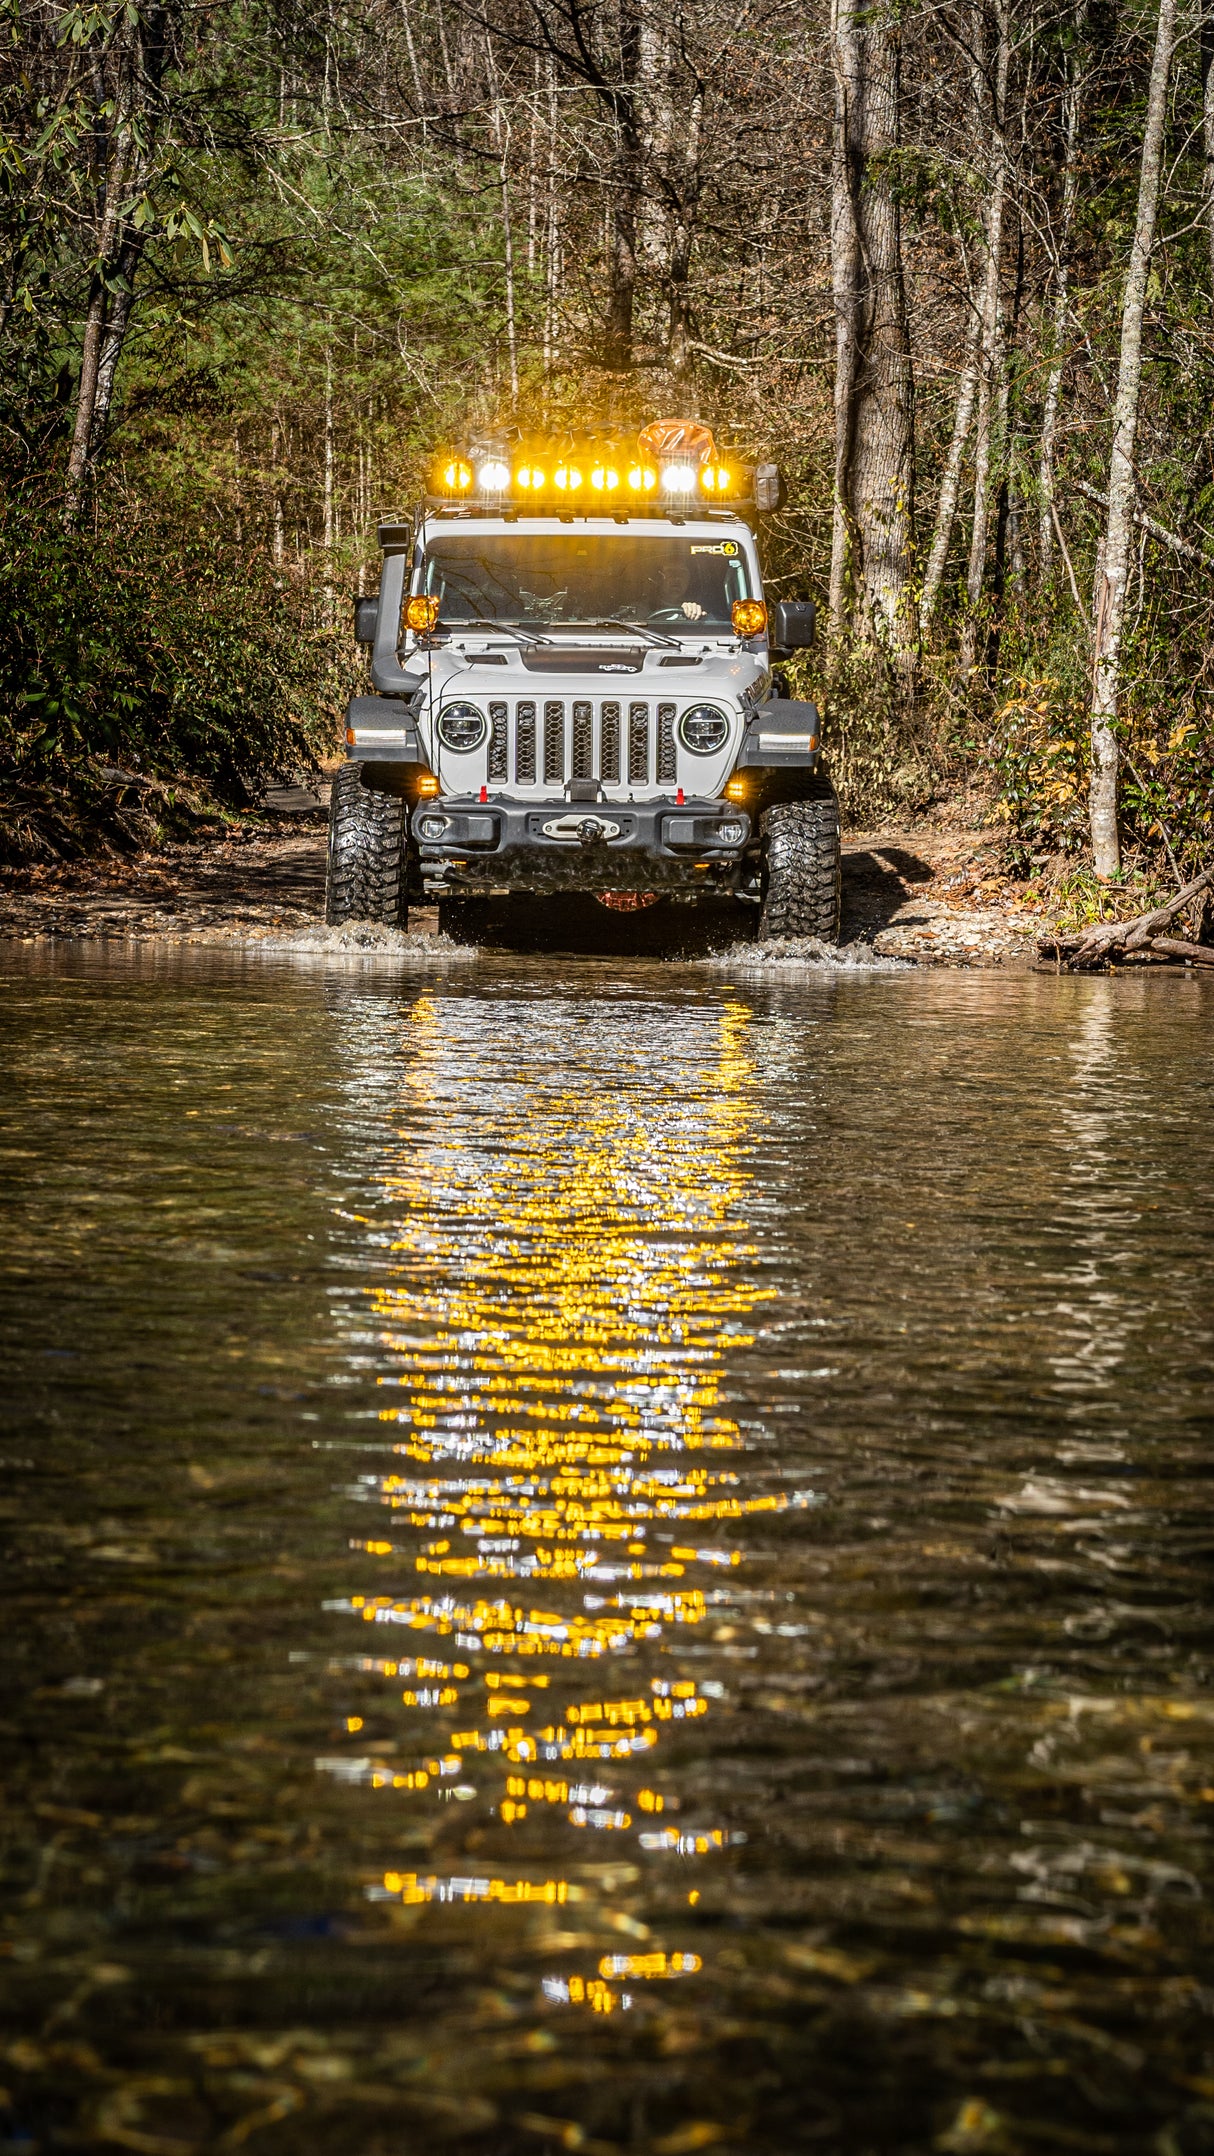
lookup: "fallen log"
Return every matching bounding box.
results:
[1149,936,1214,967]
[1068,864,1214,966]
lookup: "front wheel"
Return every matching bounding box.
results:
[758,795,841,943]
[325,764,408,927]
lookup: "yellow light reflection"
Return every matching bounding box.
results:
[331,990,802,2011]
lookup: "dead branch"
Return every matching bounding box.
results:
[1148,936,1214,966]
[1043,863,1214,966]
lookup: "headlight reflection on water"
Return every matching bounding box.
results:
[324,988,804,2011]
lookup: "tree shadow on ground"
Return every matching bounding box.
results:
[841,844,934,942]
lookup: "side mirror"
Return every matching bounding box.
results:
[771,598,815,650]
[353,595,378,646]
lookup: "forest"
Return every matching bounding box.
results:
[2,0,1212,900]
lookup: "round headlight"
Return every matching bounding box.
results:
[436,703,488,752]
[678,705,731,754]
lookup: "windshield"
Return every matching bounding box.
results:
[415,532,754,633]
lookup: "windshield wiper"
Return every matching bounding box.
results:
[583,617,682,650]
[451,617,552,646]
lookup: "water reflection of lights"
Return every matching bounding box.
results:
[328,990,788,2011]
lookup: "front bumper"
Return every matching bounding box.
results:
[411,797,752,894]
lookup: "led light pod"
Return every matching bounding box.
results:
[731,599,768,637]
[406,595,441,634]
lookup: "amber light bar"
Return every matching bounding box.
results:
[429,423,755,509]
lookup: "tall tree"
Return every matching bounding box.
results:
[829,0,915,685]
[1088,0,1176,876]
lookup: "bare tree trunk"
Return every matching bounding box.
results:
[64,132,132,528]
[323,344,335,623]
[501,146,519,401]
[829,0,863,632]
[88,230,146,458]
[1038,45,1081,580]
[956,0,1009,685]
[604,121,639,371]
[1202,0,1214,290]
[1089,0,1176,876]
[484,38,519,402]
[272,416,284,565]
[829,0,916,680]
[667,85,702,374]
[919,307,981,632]
[637,0,671,278]
[399,0,424,107]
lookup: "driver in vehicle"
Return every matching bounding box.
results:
[646,557,708,623]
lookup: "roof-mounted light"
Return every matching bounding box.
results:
[627,465,657,492]
[590,465,621,492]
[439,458,473,492]
[478,459,511,492]
[516,465,546,490]
[661,464,698,495]
[553,463,583,492]
[700,465,734,494]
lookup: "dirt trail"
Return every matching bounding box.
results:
[0,820,1052,965]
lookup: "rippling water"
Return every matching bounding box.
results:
[2,948,1213,2156]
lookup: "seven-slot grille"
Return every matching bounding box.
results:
[472,700,686,791]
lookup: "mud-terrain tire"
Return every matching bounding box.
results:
[438,895,491,946]
[325,764,408,927]
[758,795,841,943]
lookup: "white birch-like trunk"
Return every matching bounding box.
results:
[918,307,981,632]
[955,0,1009,683]
[829,0,863,632]
[1038,55,1081,579]
[64,131,132,527]
[323,346,335,622]
[1089,0,1176,876]
[1202,0,1214,290]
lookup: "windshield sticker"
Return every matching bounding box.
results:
[690,541,739,557]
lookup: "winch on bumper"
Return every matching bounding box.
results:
[411,797,752,894]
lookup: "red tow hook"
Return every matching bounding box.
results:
[480,785,488,803]
[676,787,684,805]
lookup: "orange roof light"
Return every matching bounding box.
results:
[639,418,717,463]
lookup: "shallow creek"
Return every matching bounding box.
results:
[1,948,1212,2155]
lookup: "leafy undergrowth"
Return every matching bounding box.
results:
[0,487,346,863]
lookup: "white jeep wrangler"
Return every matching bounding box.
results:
[327,422,840,943]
